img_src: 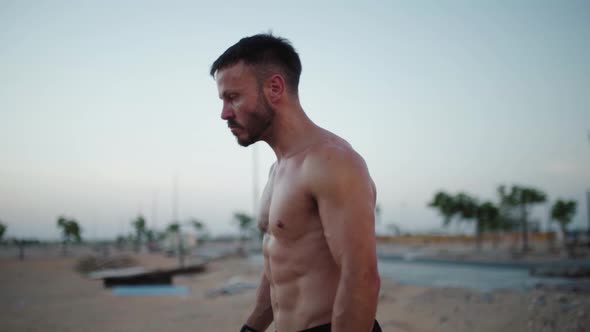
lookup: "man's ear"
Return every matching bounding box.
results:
[266,74,286,103]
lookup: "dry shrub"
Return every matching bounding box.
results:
[75,255,138,274]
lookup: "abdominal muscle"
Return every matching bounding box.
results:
[263,229,340,332]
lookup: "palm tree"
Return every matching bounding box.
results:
[496,185,519,232]
[476,201,500,250]
[455,193,478,220]
[0,222,6,242]
[453,192,486,249]
[233,212,256,239]
[131,215,147,252]
[551,199,577,256]
[167,222,180,233]
[498,185,546,252]
[233,212,257,255]
[387,223,401,236]
[375,203,382,225]
[190,218,208,245]
[143,228,158,252]
[145,229,155,242]
[166,222,184,266]
[551,199,577,235]
[428,191,458,227]
[56,216,82,256]
[69,221,82,242]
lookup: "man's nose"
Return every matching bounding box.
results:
[220,102,234,120]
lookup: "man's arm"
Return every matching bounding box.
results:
[243,163,276,331]
[307,146,380,332]
[244,260,273,331]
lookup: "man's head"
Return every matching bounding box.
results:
[211,34,302,146]
[210,33,302,96]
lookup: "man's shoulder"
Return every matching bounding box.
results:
[301,131,376,206]
[301,133,371,186]
[304,134,366,170]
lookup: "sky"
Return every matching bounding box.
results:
[1,0,589,240]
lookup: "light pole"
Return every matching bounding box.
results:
[587,131,590,234]
[151,190,158,232]
[172,174,178,226]
[172,174,184,266]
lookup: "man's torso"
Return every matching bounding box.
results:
[258,135,351,331]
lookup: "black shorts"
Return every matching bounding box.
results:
[298,320,382,332]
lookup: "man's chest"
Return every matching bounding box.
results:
[257,164,318,240]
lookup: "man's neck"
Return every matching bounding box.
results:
[264,105,319,161]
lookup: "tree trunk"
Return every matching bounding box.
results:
[18,244,25,260]
[561,224,574,258]
[177,232,185,267]
[134,232,141,253]
[476,220,482,252]
[521,205,529,252]
[561,224,569,255]
[547,231,556,252]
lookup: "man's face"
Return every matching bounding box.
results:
[215,62,274,147]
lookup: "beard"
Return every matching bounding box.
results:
[234,92,274,147]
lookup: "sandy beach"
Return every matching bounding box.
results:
[1,246,589,332]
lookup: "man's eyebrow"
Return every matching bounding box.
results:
[220,90,236,100]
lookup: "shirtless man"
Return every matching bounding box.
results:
[210,34,381,332]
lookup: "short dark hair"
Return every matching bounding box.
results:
[210,33,302,95]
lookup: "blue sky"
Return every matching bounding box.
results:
[1,0,589,239]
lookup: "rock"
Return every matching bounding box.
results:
[534,295,546,306]
[531,266,590,278]
[379,293,395,303]
[205,277,258,298]
[532,283,550,291]
[560,302,578,313]
[481,292,493,303]
[439,316,448,323]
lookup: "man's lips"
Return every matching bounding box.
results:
[228,122,242,130]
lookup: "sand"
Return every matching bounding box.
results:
[1,247,589,332]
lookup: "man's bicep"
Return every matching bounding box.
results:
[319,191,376,268]
[312,155,377,268]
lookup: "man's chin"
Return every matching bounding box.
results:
[236,134,262,147]
[236,137,255,147]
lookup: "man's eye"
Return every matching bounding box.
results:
[228,94,237,101]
